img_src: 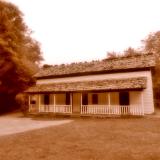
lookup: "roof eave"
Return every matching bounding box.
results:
[35,67,153,80]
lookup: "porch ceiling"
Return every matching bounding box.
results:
[26,77,147,93]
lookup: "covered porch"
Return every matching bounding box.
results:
[29,93,72,114]
[81,92,144,115]
[27,77,146,116]
[28,91,144,116]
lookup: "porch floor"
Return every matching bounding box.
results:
[28,112,143,119]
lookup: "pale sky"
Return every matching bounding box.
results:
[8,0,160,64]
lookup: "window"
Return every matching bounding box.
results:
[82,93,88,105]
[30,95,36,104]
[119,92,129,105]
[44,94,50,105]
[66,93,70,105]
[92,94,98,104]
[30,100,36,104]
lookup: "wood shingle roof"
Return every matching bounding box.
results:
[35,54,155,79]
[26,77,147,93]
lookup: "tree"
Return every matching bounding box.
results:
[105,31,160,107]
[123,47,142,57]
[142,31,160,107]
[106,51,120,59]
[142,31,160,56]
[42,64,53,69]
[0,1,42,113]
[106,47,141,60]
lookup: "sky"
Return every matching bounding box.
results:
[8,0,160,64]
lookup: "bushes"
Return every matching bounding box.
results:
[15,93,28,115]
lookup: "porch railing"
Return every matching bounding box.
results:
[29,104,38,112]
[39,105,72,113]
[81,105,144,116]
[30,104,144,115]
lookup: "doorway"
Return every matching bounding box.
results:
[72,93,81,113]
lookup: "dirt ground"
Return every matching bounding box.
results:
[0,116,160,160]
[0,112,72,136]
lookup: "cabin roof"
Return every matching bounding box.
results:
[26,77,147,93]
[35,54,155,79]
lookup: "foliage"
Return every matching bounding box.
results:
[106,47,141,60]
[142,31,160,86]
[142,31,160,56]
[106,51,120,59]
[142,32,160,70]
[142,31,160,107]
[106,31,160,107]
[0,1,42,112]
[15,93,28,115]
[123,47,142,57]
[42,64,53,69]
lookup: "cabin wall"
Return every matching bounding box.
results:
[99,93,108,105]
[130,91,141,106]
[110,92,119,105]
[37,70,150,84]
[40,94,67,105]
[88,93,108,105]
[55,94,66,105]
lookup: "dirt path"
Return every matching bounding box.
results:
[1,108,160,137]
[0,112,73,136]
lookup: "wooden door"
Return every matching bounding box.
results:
[72,93,81,113]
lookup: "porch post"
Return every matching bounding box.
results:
[70,93,72,113]
[28,95,30,112]
[141,92,144,115]
[81,93,82,114]
[54,94,56,112]
[38,94,41,112]
[108,92,111,106]
[108,92,111,114]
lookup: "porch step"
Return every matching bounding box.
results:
[80,114,121,118]
[70,114,81,118]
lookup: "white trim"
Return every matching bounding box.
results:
[108,92,111,114]
[70,93,72,113]
[28,95,30,112]
[38,94,40,112]
[80,93,82,113]
[54,94,56,106]
[141,92,144,115]
[54,94,56,112]
[108,92,111,106]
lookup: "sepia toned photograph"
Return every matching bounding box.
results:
[0,0,160,159]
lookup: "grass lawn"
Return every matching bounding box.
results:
[0,117,160,160]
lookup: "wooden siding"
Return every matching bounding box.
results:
[36,70,154,114]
